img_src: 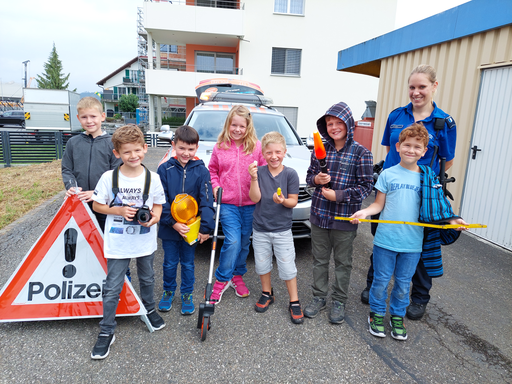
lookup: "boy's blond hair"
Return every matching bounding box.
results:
[261,131,286,152]
[217,105,257,154]
[112,125,145,152]
[398,123,429,147]
[77,96,103,113]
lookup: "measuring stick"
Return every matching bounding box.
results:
[334,217,486,229]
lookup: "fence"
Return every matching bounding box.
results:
[1,131,171,167]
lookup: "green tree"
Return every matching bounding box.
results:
[36,43,72,90]
[119,94,139,113]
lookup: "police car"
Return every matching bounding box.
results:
[159,84,313,238]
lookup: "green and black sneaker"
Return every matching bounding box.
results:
[390,315,408,340]
[368,312,386,338]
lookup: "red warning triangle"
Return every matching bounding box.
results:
[0,194,145,322]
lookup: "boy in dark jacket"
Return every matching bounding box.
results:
[157,125,215,315]
[304,102,374,324]
[62,97,122,231]
[61,97,130,279]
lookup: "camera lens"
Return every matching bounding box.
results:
[137,208,151,223]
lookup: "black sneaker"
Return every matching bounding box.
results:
[91,333,115,360]
[329,300,345,324]
[368,312,386,338]
[303,297,327,318]
[254,290,274,313]
[360,287,370,305]
[289,303,304,324]
[406,302,427,320]
[146,309,166,331]
[390,315,408,340]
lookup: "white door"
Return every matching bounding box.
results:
[461,66,512,250]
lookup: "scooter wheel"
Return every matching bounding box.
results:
[200,317,209,341]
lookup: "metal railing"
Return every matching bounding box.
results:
[145,0,242,9]
[0,131,172,167]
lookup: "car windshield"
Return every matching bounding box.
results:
[187,110,302,145]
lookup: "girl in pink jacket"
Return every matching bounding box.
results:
[209,105,266,303]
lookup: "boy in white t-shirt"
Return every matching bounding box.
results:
[90,125,166,360]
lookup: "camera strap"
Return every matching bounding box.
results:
[109,164,151,208]
[428,117,446,170]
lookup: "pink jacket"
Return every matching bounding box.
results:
[209,140,266,206]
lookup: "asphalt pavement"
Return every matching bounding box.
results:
[0,147,510,383]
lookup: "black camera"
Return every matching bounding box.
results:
[135,205,151,223]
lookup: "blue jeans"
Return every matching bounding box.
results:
[215,204,255,282]
[370,245,421,317]
[162,239,196,293]
[100,254,156,335]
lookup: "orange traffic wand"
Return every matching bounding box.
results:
[313,131,330,188]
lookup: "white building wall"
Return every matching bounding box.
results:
[238,0,398,136]
[142,0,397,136]
[103,62,139,90]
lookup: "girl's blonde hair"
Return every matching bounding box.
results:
[217,105,258,154]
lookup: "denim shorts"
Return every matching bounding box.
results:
[252,229,297,281]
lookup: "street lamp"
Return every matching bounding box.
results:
[22,60,30,88]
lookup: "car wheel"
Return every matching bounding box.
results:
[21,121,25,128]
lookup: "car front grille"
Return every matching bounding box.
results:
[298,185,312,203]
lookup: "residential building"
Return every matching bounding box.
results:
[337,0,512,250]
[139,0,398,135]
[96,57,186,119]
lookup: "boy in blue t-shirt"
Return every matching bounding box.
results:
[351,123,465,340]
[248,132,303,324]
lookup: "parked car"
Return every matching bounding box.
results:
[0,110,25,128]
[159,92,313,238]
[158,125,174,142]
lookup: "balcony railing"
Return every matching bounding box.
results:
[145,0,242,9]
[147,63,242,75]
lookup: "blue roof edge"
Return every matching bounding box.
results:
[337,0,512,71]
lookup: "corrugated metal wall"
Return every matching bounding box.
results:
[461,66,512,250]
[372,25,512,214]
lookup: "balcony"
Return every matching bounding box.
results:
[143,1,244,47]
[145,68,242,97]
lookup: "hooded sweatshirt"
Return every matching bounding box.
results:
[209,140,266,206]
[61,132,121,191]
[306,102,374,231]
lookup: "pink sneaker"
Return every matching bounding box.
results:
[230,275,250,298]
[210,280,230,304]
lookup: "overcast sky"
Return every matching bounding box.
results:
[0,0,469,96]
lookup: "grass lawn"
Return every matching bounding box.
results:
[0,160,64,230]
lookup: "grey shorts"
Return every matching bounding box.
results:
[252,229,297,281]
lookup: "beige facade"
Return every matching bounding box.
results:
[372,25,512,213]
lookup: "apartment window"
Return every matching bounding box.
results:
[161,44,178,53]
[196,52,235,74]
[271,48,301,76]
[274,0,304,15]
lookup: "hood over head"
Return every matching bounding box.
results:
[316,102,355,149]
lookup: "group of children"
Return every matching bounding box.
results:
[63,96,465,360]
